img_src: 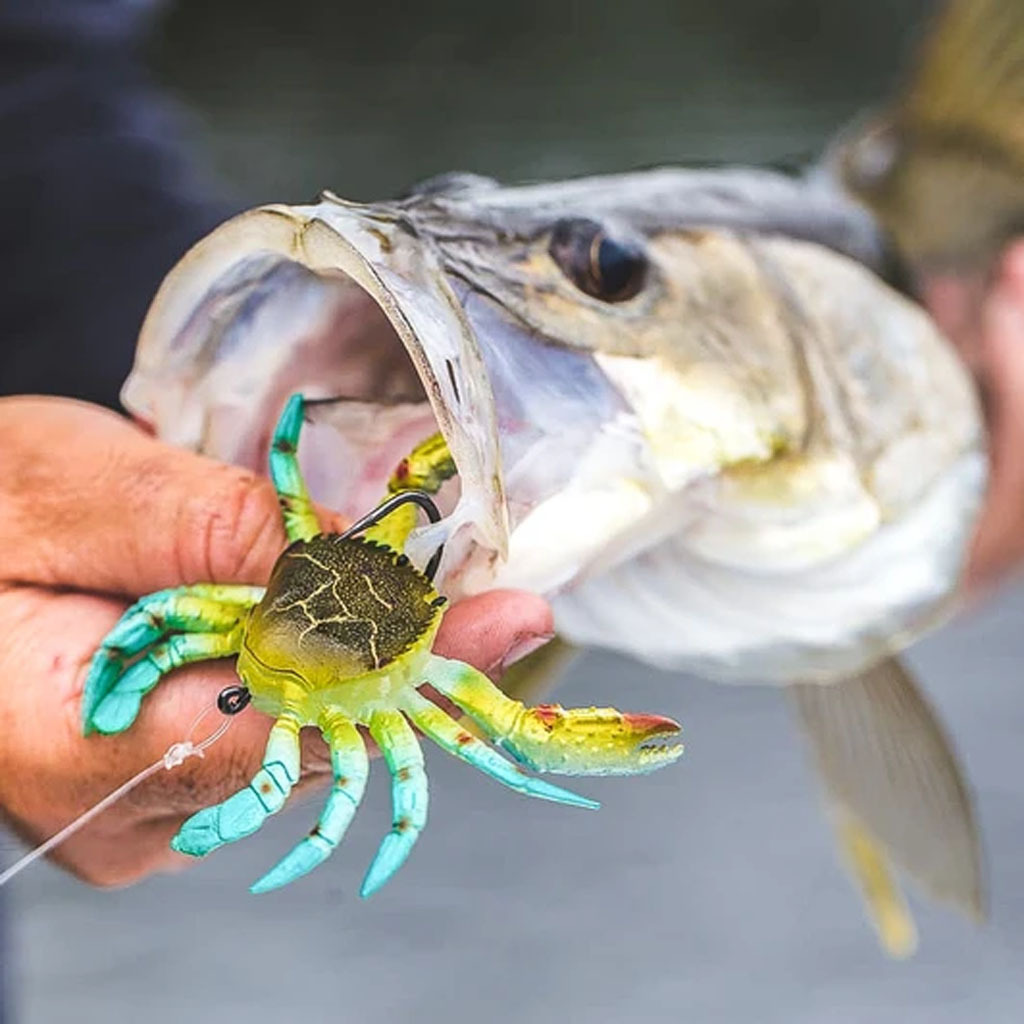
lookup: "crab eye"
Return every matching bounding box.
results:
[548,218,646,302]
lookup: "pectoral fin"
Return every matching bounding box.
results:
[789,657,984,956]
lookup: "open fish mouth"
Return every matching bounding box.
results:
[123,185,692,600]
[124,193,511,572]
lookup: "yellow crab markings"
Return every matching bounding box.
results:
[361,573,394,612]
[271,548,390,667]
[271,577,334,617]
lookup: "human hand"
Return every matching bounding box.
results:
[920,241,1024,592]
[0,397,552,886]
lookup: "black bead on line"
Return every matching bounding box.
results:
[340,489,445,582]
[217,685,252,716]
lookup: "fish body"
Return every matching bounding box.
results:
[120,166,985,956]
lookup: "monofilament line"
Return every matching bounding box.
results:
[0,700,240,888]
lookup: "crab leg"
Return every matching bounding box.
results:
[424,655,684,776]
[360,710,428,898]
[270,393,321,542]
[401,690,598,809]
[249,710,369,894]
[90,632,243,735]
[171,712,302,858]
[82,584,262,734]
[364,432,456,551]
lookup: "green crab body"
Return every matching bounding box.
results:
[238,532,444,714]
[82,394,682,897]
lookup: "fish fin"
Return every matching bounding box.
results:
[833,809,919,958]
[902,0,1024,159]
[498,635,579,705]
[838,0,1024,268]
[789,657,985,953]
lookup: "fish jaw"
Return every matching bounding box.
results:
[123,197,509,560]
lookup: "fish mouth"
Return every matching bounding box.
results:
[122,195,511,575]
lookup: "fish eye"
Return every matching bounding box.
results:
[548,218,647,302]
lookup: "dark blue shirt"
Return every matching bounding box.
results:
[0,0,231,408]
[0,3,231,1019]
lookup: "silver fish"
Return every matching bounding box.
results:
[122,0,1023,954]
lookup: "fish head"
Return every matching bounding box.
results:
[123,168,985,681]
[123,194,509,559]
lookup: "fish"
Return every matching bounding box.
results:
[119,0,1023,953]
[837,0,1024,276]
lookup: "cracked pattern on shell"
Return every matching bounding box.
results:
[246,534,441,673]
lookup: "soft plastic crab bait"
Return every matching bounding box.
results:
[82,395,683,897]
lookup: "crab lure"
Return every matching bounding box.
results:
[81,395,683,897]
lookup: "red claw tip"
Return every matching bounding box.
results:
[622,712,681,735]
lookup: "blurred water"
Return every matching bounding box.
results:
[11,0,1024,1020]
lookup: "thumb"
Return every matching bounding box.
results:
[0,396,343,596]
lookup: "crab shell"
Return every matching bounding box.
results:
[239,534,444,714]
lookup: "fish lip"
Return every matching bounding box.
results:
[124,197,511,559]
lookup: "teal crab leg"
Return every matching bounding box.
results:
[91,633,241,736]
[171,711,302,858]
[82,584,263,734]
[424,655,684,777]
[401,690,599,810]
[271,394,320,542]
[250,711,369,894]
[360,710,428,898]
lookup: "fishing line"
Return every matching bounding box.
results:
[0,684,251,888]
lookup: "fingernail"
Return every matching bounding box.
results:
[497,632,555,674]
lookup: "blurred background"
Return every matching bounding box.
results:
[150,0,932,201]
[7,0,1024,1020]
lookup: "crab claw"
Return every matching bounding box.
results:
[426,654,683,777]
[497,704,683,776]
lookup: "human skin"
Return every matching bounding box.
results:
[921,241,1024,593]
[0,397,552,886]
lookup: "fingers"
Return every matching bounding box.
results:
[1002,240,1024,289]
[0,396,557,885]
[919,243,1024,591]
[0,586,324,885]
[432,588,554,679]
[918,271,986,366]
[965,241,1024,589]
[0,396,345,596]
